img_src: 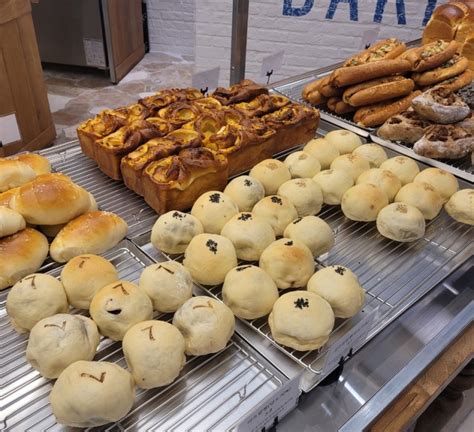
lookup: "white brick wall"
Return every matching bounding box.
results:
[147,0,446,87]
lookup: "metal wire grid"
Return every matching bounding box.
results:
[1,241,284,431]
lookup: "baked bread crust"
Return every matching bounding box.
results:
[431,68,473,92]
[343,38,407,66]
[212,79,268,105]
[412,54,469,86]
[401,40,460,72]
[327,97,356,114]
[377,109,432,144]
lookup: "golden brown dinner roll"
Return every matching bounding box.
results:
[268,290,335,351]
[0,187,18,207]
[277,178,323,217]
[139,261,193,312]
[26,314,100,378]
[0,207,25,237]
[444,189,474,225]
[0,159,36,192]
[172,296,235,355]
[191,191,239,234]
[413,168,459,202]
[380,156,420,185]
[324,130,363,154]
[89,280,153,341]
[183,233,237,285]
[151,210,204,255]
[12,153,51,175]
[394,182,443,220]
[307,266,365,318]
[304,138,340,169]
[284,151,321,178]
[50,211,128,262]
[123,320,186,389]
[313,169,354,205]
[61,254,119,309]
[376,202,426,242]
[252,195,298,236]
[222,265,279,319]
[330,153,370,181]
[0,228,49,290]
[341,184,389,222]
[283,216,334,257]
[352,144,388,168]
[6,273,69,333]
[223,176,265,212]
[259,238,315,289]
[249,159,291,195]
[50,361,135,428]
[9,173,91,225]
[356,168,402,202]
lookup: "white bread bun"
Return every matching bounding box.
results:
[26,314,100,378]
[342,183,389,222]
[284,151,321,178]
[50,211,128,263]
[172,296,235,356]
[356,168,402,202]
[0,228,49,290]
[139,261,193,312]
[9,173,91,225]
[352,144,388,168]
[307,266,365,318]
[414,168,459,202]
[0,207,26,237]
[123,320,186,389]
[394,182,444,220]
[191,191,239,234]
[222,265,279,319]
[376,202,426,242]
[12,153,51,175]
[183,234,237,285]
[0,159,36,192]
[268,290,334,351]
[277,178,323,217]
[6,273,68,333]
[283,216,334,257]
[50,361,135,428]
[304,138,340,169]
[330,153,370,181]
[249,159,291,195]
[223,175,265,212]
[313,169,354,205]
[259,238,315,289]
[324,130,362,154]
[61,254,119,309]
[89,280,153,341]
[380,156,420,185]
[252,195,298,236]
[444,189,474,225]
[151,210,204,255]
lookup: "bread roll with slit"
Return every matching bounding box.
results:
[412,55,469,86]
[0,159,36,192]
[401,40,459,72]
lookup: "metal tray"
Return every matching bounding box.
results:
[1,240,287,431]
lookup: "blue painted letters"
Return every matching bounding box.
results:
[326,0,359,21]
[282,0,314,16]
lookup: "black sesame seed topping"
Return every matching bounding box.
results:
[206,239,218,254]
[172,211,185,220]
[238,213,252,221]
[294,298,309,309]
[209,193,221,203]
[284,240,293,246]
[271,196,282,205]
[236,265,252,272]
[293,217,303,224]
[244,179,252,187]
[335,266,346,275]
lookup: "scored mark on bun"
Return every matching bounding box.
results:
[193,300,214,309]
[294,298,309,309]
[78,256,91,268]
[141,325,155,341]
[396,203,408,213]
[23,275,36,288]
[80,372,106,383]
[206,239,218,254]
[293,217,303,224]
[236,265,252,272]
[156,264,175,275]
[44,321,67,331]
[112,282,129,295]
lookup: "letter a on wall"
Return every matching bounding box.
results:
[326,0,358,21]
[282,0,314,16]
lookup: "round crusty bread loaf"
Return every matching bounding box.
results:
[0,228,49,290]
[313,169,354,205]
[380,156,420,185]
[0,207,26,237]
[352,144,388,168]
[277,178,323,217]
[394,182,443,220]
[444,189,474,225]
[223,176,265,212]
[413,168,459,203]
[324,130,362,154]
[13,153,51,175]
[330,153,370,181]
[50,211,128,263]
[249,159,291,195]
[376,202,426,242]
[284,151,321,178]
[9,173,91,225]
[252,195,298,236]
[342,183,389,222]
[356,168,402,202]
[304,138,340,169]
[0,159,36,192]
[191,191,239,234]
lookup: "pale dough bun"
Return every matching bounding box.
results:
[283,216,334,257]
[6,273,68,333]
[414,168,459,202]
[249,159,291,195]
[89,280,153,341]
[26,314,100,378]
[376,202,426,242]
[50,211,128,262]
[50,361,135,428]
[13,153,51,175]
[61,254,119,309]
[0,228,49,290]
[259,238,315,289]
[307,266,365,318]
[123,320,186,389]
[268,290,334,351]
[191,191,239,234]
[277,178,323,217]
[172,296,235,356]
[394,182,443,220]
[324,130,362,154]
[183,234,237,285]
[222,265,279,319]
[0,159,36,192]
[445,189,474,225]
[352,144,388,168]
[0,207,25,237]
[252,195,298,236]
[380,156,420,185]
[139,261,193,312]
[220,212,275,261]
[304,138,340,169]
[356,168,402,202]
[223,175,265,212]
[330,153,370,181]
[313,169,354,205]
[341,183,389,222]
[284,151,321,178]
[151,210,204,255]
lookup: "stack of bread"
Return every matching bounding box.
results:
[77,80,320,214]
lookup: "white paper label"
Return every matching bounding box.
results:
[0,113,21,146]
[192,67,221,92]
[323,307,379,375]
[83,38,106,68]
[236,376,300,432]
[260,51,285,82]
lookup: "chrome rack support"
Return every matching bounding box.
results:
[230,0,249,85]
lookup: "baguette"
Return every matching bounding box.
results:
[302,77,325,100]
[401,40,460,72]
[344,38,407,66]
[354,91,422,128]
[327,97,356,115]
[306,90,328,105]
[431,69,473,92]
[412,54,469,86]
[343,76,415,107]
[319,77,343,97]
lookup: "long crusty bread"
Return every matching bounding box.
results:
[412,54,469,86]
[326,97,356,115]
[344,38,407,66]
[429,69,473,92]
[401,40,459,72]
